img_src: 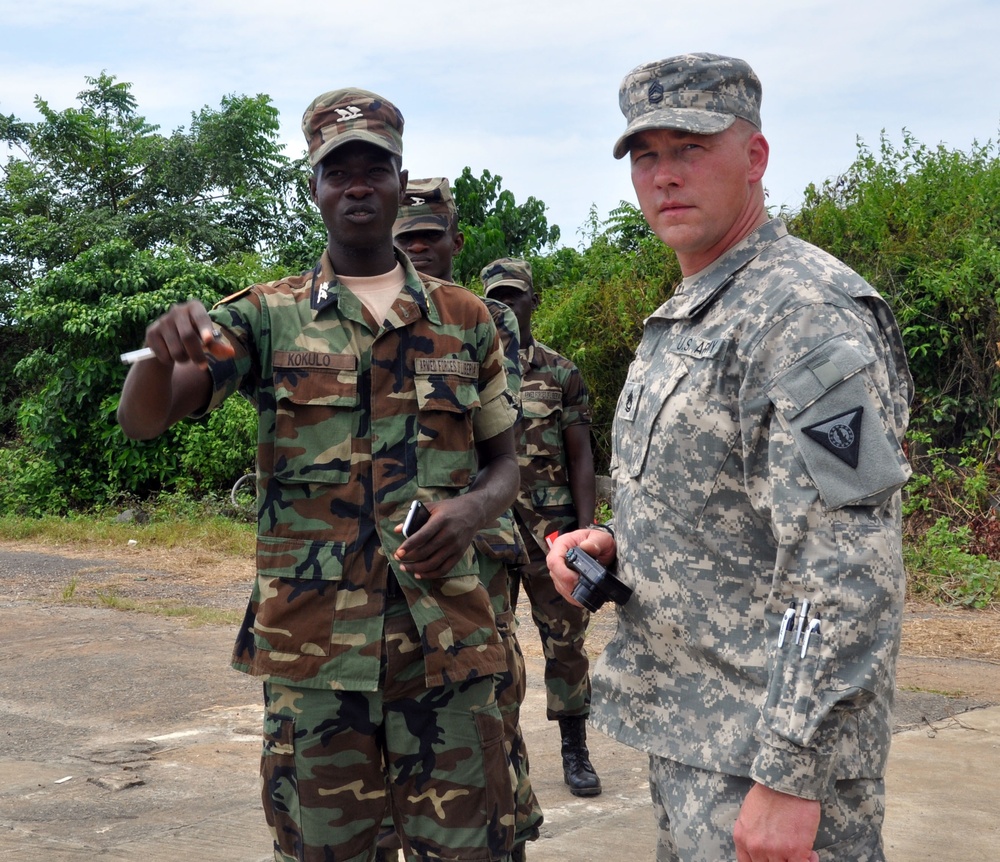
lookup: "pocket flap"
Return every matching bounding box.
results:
[768,336,875,417]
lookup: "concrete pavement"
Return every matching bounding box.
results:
[0,602,997,860]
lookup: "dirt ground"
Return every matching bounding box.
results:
[2,537,1000,714]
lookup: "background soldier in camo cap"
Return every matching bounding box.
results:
[119,88,521,862]
[482,258,602,798]
[383,178,544,861]
[548,53,912,862]
[393,178,526,387]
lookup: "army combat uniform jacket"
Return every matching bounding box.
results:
[514,341,592,552]
[203,250,517,691]
[593,219,912,801]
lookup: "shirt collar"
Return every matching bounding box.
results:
[310,248,442,326]
[648,218,788,323]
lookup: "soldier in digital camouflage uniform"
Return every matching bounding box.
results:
[379,178,543,861]
[547,54,912,862]
[481,259,601,798]
[118,88,521,862]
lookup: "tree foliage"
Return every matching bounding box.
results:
[528,203,679,470]
[0,73,294,508]
[451,167,560,284]
[0,72,304,283]
[5,240,256,512]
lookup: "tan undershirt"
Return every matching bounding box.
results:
[339,264,406,326]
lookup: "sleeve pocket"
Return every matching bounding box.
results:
[767,336,911,509]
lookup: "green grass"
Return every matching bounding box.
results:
[90,592,241,625]
[898,684,967,698]
[0,508,255,557]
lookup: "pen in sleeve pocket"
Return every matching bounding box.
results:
[800,618,822,658]
[776,606,796,648]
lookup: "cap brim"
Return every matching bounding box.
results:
[310,130,402,166]
[612,108,736,159]
[484,279,530,297]
[393,214,451,236]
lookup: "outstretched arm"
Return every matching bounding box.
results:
[117,300,234,439]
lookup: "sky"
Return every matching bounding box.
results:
[2,0,998,248]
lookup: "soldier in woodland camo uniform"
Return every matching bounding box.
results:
[547,54,912,862]
[119,89,521,862]
[386,178,543,862]
[481,259,602,798]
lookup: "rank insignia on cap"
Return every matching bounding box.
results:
[803,407,864,468]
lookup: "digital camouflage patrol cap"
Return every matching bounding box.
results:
[613,53,762,159]
[393,177,455,237]
[481,258,533,297]
[302,88,404,167]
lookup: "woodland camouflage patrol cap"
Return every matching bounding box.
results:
[302,88,404,166]
[613,53,762,159]
[393,177,455,236]
[481,258,533,296]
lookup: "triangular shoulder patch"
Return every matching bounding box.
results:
[803,407,864,469]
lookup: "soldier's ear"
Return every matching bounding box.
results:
[747,132,768,184]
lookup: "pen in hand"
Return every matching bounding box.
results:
[120,328,225,365]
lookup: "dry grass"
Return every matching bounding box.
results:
[901,602,1000,663]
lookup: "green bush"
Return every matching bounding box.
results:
[789,132,1000,452]
[904,516,1000,608]
[7,240,252,509]
[0,446,67,516]
[529,203,679,470]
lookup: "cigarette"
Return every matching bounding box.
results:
[120,329,222,365]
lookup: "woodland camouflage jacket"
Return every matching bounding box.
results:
[203,250,517,690]
[514,341,591,553]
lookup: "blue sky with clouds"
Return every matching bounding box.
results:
[3,0,998,247]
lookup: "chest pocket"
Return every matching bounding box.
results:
[521,390,563,461]
[272,356,358,485]
[414,372,481,488]
[614,352,739,526]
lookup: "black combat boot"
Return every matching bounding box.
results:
[558,716,602,797]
